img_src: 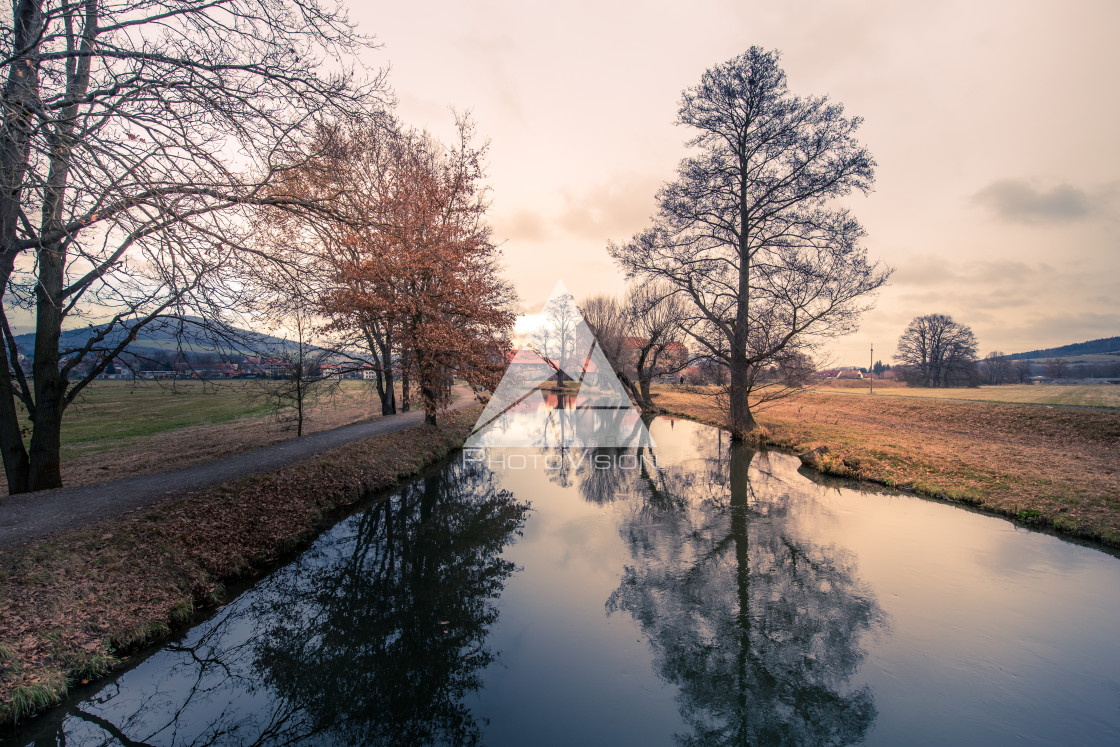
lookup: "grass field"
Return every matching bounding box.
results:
[26,379,394,487]
[818,383,1120,408]
[54,380,273,446]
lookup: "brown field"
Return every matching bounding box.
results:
[653,385,1120,547]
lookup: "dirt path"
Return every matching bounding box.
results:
[0,386,478,548]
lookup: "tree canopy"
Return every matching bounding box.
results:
[611,47,889,437]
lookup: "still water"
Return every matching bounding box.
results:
[7,416,1120,745]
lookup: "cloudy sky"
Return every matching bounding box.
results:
[350,0,1119,364]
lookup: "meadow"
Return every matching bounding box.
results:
[815,380,1120,408]
[40,379,392,486]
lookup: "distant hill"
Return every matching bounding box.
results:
[13,318,296,359]
[1007,336,1120,361]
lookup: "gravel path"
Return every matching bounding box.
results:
[0,386,477,549]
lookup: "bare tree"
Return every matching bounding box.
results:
[622,283,690,409]
[894,314,979,387]
[531,290,582,387]
[579,292,638,398]
[243,231,339,438]
[0,0,385,492]
[1045,358,1068,379]
[610,48,889,438]
[580,285,689,410]
[1013,358,1033,384]
[981,351,1011,385]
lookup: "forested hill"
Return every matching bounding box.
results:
[1008,336,1120,360]
[13,320,295,357]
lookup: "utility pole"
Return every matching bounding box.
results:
[870,342,874,395]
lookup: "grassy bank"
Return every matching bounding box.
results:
[0,406,481,726]
[654,385,1120,547]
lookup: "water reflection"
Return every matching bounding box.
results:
[466,391,654,449]
[15,461,527,746]
[607,435,885,745]
[12,416,1120,745]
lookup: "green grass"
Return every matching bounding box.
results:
[42,380,273,447]
[14,379,386,461]
[823,384,1120,408]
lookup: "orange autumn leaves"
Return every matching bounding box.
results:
[295,117,515,423]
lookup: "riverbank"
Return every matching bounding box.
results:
[654,385,1120,548]
[0,406,482,727]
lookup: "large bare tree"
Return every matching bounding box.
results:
[610,48,890,438]
[894,314,979,387]
[0,0,384,492]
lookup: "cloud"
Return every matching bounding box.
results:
[972,179,1118,224]
[555,174,661,241]
[493,174,662,247]
[891,257,1038,291]
[493,209,549,242]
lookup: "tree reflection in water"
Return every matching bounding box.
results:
[23,460,527,747]
[605,433,885,746]
[253,460,528,745]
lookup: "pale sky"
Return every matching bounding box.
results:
[351,0,1120,365]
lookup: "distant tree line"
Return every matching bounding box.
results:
[893,314,1120,388]
[1006,336,1120,361]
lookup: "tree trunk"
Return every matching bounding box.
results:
[639,375,654,411]
[0,0,45,493]
[401,365,411,413]
[377,331,395,415]
[28,234,67,491]
[380,348,396,415]
[728,355,758,439]
[0,334,29,493]
[22,0,95,491]
[729,153,757,441]
[295,376,304,437]
[420,372,438,426]
[26,389,63,491]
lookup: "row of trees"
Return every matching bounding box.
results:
[893,313,1114,387]
[0,1,513,493]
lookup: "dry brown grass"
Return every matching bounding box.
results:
[0,407,481,726]
[653,385,1120,547]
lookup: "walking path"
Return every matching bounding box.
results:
[0,386,477,549]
